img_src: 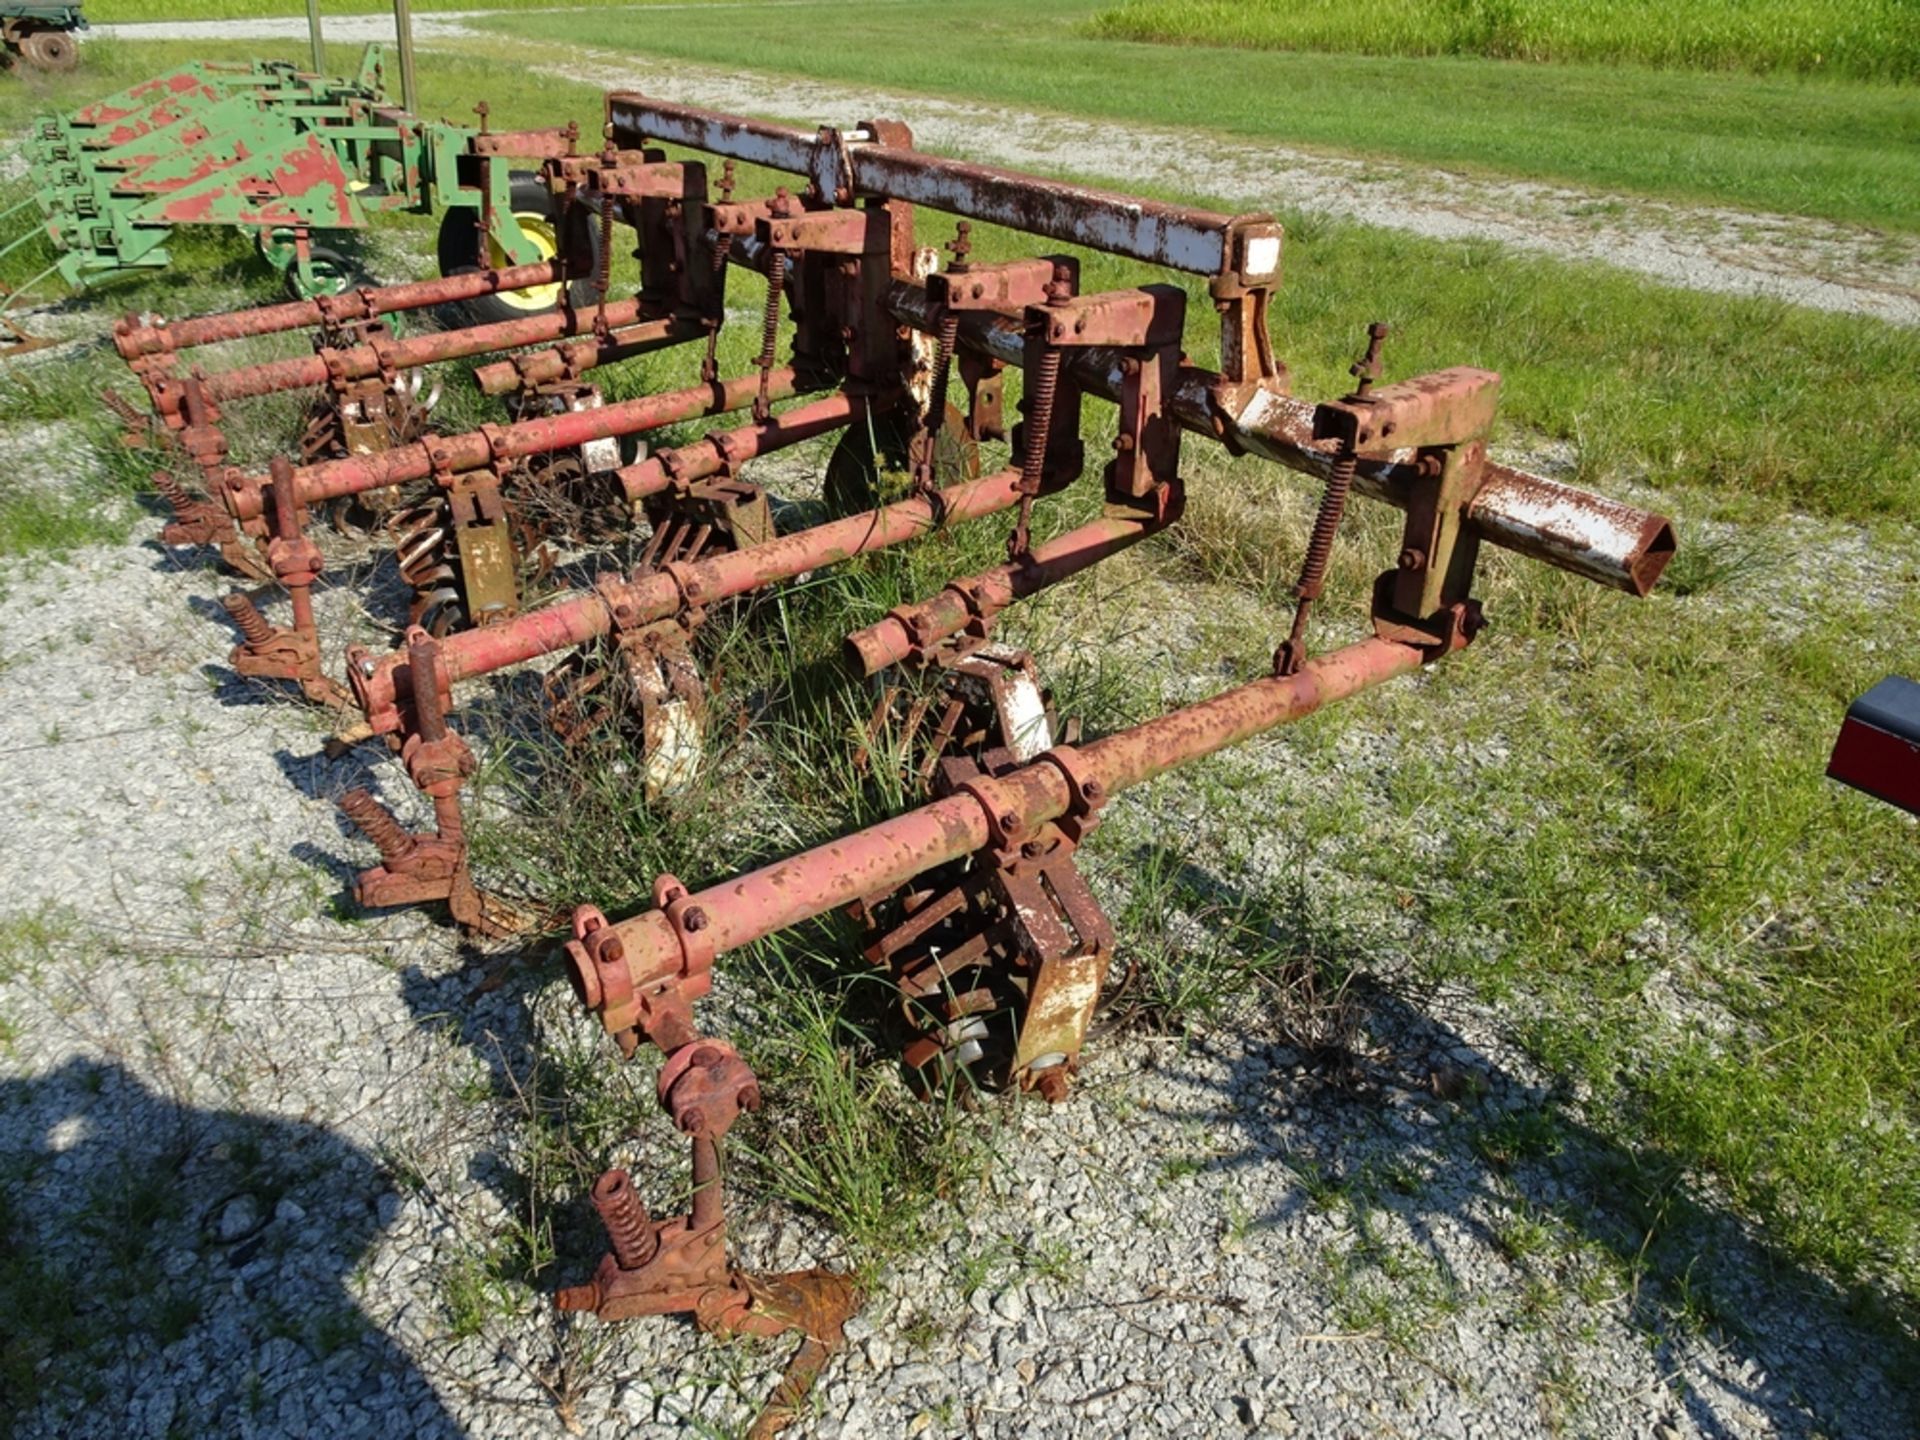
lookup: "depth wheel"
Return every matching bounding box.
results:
[19,29,78,72]
[824,402,977,518]
[436,172,600,325]
[284,242,370,301]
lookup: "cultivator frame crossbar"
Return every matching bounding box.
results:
[110,87,1676,1423]
[318,95,1670,971]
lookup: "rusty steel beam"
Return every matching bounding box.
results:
[884,282,1674,597]
[221,368,805,521]
[845,508,1170,675]
[607,95,1281,280]
[191,301,681,407]
[613,390,867,505]
[349,464,1035,734]
[473,322,696,396]
[113,261,570,362]
[563,635,1427,1018]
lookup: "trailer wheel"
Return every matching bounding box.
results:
[436,172,600,326]
[19,29,79,72]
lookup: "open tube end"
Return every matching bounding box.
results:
[563,939,602,1013]
[1629,517,1678,597]
[845,620,909,678]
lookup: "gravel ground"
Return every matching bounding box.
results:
[89,8,1920,326]
[2,462,1915,1437]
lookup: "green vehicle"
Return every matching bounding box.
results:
[2,1,85,72]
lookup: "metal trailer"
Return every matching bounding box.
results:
[1,1,84,73]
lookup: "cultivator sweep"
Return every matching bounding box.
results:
[107,86,1675,1425]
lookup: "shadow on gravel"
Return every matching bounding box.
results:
[0,1057,463,1440]
[1184,973,1920,1438]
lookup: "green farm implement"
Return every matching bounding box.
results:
[1,41,588,351]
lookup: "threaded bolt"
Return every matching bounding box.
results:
[221,591,274,647]
[338,789,412,863]
[592,1170,657,1271]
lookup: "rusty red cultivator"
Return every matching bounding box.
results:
[117,88,1674,1424]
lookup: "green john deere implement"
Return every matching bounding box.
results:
[1,1,84,73]
[1,41,568,354]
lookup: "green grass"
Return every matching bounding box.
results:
[91,0,724,18]
[476,0,1920,230]
[1089,0,1920,83]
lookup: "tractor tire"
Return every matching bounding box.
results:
[19,28,79,72]
[436,172,600,327]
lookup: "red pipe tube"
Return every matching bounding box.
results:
[195,300,663,405]
[114,262,571,362]
[473,321,698,396]
[845,508,1167,676]
[223,368,801,521]
[614,390,866,505]
[350,463,1033,734]
[564,635,1429,1018]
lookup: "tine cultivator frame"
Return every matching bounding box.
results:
[107,85,1676,1418]
[528,94,1673,1116]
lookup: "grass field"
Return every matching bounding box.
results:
[1090,0,1920,83]
[476,0,1920,232]
[93,0,705,18]
[2,17,1918,1404]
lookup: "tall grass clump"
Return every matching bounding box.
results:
[1088,0,1920,83]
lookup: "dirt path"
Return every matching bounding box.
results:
[92,11,1920,326]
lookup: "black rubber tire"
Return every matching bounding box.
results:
[19,28,79,72]
[282,242,371,301]
[823,401,979,518]
[436,172,600,327]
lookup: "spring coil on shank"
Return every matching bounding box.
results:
[754,250,787,423]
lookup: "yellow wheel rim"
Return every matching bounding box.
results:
[486,213,563,310]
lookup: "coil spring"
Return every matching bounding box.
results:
[701,223,732,383]
[928,311,960,430]
[392,500,450,589]
[592,1171,657,1271]
[152,472,196,520]
[1294,452,1355,604]
[221,591,273,646]
[1018,346,1062,497]
[595,183,616,305]
[339,788,411,862]
[754,250,787,422]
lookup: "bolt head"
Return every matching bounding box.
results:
[683,906,709,933]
